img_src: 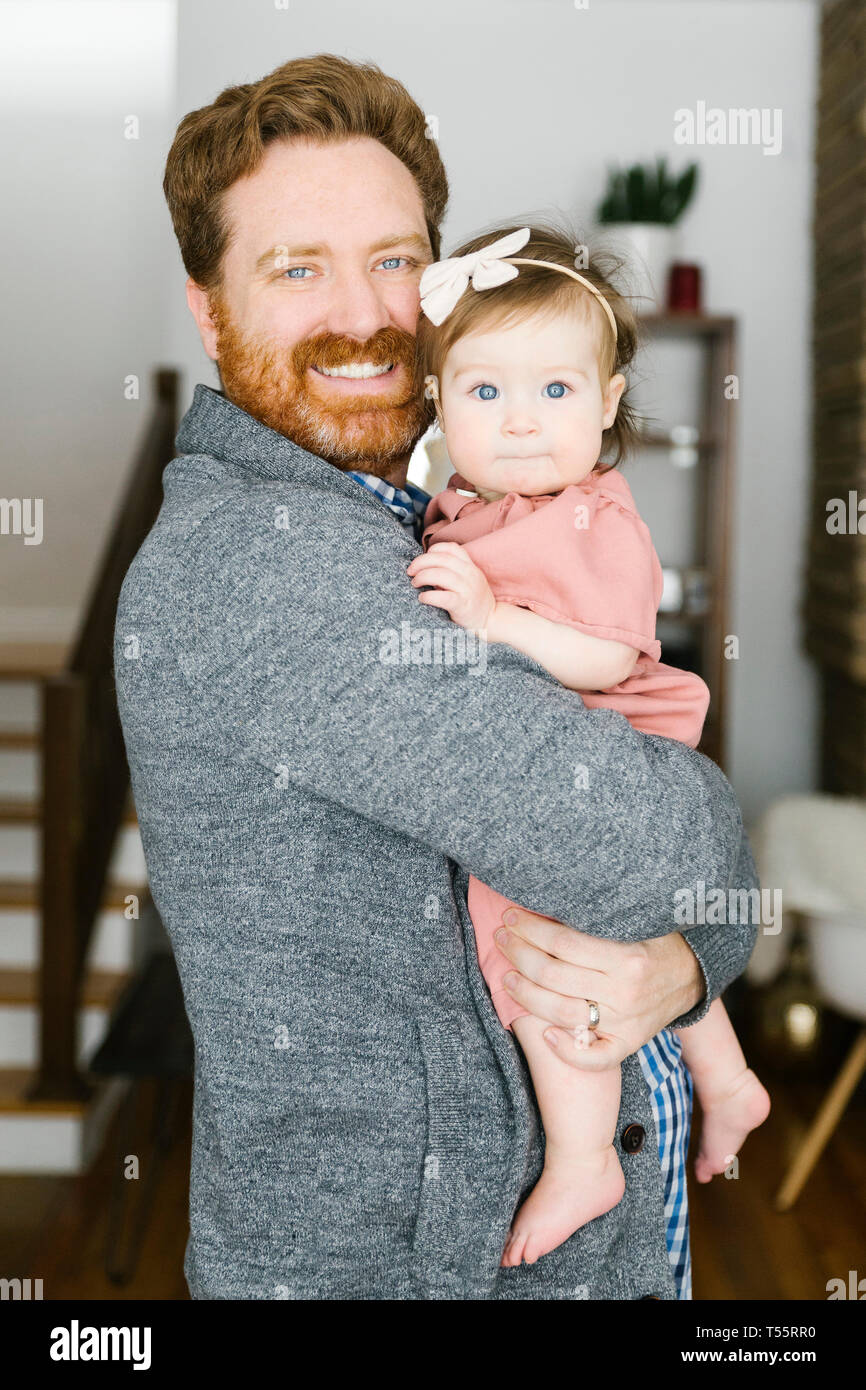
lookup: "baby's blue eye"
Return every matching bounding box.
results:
[472,384,499,401]
[543,381,568,398]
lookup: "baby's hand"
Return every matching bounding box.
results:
[407,543,496,635]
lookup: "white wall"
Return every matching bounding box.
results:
[0,0,178,639]
[3,0,822,822]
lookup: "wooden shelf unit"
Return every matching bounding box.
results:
[635,312,738,771]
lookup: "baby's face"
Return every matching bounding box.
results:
[435,309,625,500]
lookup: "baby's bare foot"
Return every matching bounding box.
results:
[500,1145,625,1268]
[694,1067,771,1183]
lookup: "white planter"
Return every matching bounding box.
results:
[602,223,678,311]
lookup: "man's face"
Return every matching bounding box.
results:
[187,135,435,479]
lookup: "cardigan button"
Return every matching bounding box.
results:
[621,1123,646,1153]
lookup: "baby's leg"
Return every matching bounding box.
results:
[502,1012,625,1267]
[677,997,770,1183]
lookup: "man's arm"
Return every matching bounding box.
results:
[488,816,758,1065]
[670,821,760,1028]
[168,493,751,973]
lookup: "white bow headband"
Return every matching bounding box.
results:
[418,226,618,343]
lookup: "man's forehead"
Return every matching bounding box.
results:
[218,136,432,273]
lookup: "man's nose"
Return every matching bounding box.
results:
[324,271,392,341]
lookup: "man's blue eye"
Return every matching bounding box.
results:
[285,266,314,279]
[544,381,568,398]
[381,256,404,270]
[472,384,499,401]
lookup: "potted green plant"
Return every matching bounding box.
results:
[595,157,699,308]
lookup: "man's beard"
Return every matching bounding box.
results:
[209,295,433,480]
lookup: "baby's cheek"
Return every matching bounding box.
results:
[444,419,493,482]
[554,424,605,482]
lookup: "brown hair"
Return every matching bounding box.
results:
[414,218,644,470]
[163,52,449,296]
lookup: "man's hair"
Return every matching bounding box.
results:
[414,217,644,470]
[163,52,449,295]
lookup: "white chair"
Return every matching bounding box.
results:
[748,793,866,1211]
[775,911,866,1210]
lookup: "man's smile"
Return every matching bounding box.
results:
[308,361,403,394]
[315,360,394,378]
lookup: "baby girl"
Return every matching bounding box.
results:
[407,223,771,1269]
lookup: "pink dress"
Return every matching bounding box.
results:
[422,466,711,1031]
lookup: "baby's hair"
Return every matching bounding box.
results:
[414,215,645,471]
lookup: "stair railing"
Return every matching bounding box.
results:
[28,368,179,1102]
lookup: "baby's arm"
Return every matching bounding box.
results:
[486,600,638,691]
[407,541,638,691]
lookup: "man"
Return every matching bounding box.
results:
[115,53,758,1299]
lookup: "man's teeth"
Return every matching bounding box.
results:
[316,362,394,379]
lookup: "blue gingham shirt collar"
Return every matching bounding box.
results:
[347,470,429,542]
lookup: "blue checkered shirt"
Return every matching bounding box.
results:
[348,468,694,1299]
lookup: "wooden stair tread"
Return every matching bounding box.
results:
[0,643,68,680]
[0,729,38,749]
[0,1066,93,1114]
[0,879,145,911]
[0,798,40,824]
[0,965,131,1008]
[0,797,137,826]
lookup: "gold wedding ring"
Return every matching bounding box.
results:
[586,1000,600,1029]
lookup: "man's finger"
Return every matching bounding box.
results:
[497,929,608,1001]
[501,908,632,967]
[502,966,615,1030]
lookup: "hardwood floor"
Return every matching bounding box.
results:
[691,1033,866,1300]
[1,1012,864,1301]
[1,1078,192,1300]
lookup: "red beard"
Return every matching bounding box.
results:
[210,297,432,480]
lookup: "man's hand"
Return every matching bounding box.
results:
[407,543,497,635]
[493,907,705,1070]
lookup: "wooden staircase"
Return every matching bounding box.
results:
[0,647,149,1170]
[0,368,179,1173]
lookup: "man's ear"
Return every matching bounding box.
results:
[186,278,220,362]
[602,372,627,430]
